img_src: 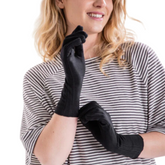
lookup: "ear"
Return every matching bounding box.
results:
[55,0,65,9]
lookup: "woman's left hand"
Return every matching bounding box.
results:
[78,101,144,159]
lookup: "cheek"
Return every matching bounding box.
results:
[64,6,77,23]
[106,1,113,19]
[109,0,114,13]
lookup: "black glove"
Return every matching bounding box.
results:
[55,25,88,117]
[78,101,144,159]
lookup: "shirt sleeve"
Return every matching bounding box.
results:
[20,73,53,165]
[146,46,165,134]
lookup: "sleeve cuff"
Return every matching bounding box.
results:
[147,125,165,135]
[21,125,46,165]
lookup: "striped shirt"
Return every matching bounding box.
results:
[20,42,165,165]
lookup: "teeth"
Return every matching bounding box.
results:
[88,13,103,18]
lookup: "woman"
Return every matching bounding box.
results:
[20,0,165,164]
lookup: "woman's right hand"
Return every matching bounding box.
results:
[55,25,88,117]
[60,25,88,86]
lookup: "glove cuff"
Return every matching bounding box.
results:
[55,80,82,117]
[116,134,144,159]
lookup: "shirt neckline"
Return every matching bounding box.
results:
[55,53,101,65]
[85,55,101,64]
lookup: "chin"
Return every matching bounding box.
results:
[90,29,103,35]
[85,27,104,34]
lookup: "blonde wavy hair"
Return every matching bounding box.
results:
[33,0,142,77]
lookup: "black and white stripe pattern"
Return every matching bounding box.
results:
[20,42,165,165]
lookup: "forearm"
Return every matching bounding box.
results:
[139,132,165,158]
[34,113,77,165]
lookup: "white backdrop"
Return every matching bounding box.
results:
[0,0,165,164]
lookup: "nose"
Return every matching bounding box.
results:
[94,0,107,8]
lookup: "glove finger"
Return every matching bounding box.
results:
[71,25,88,38]
[65,31,87,40]
[72,30,88,39]
[80,113,102,124]
[82,102,112,124]
[80,114,108,125]
[74,44,85,58]
[62,38,82,58]
[71,25,83,34]
[78,101,104,118]
[63,34,86,47]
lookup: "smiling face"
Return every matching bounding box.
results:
[56,0,113,35]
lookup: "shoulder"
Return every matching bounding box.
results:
[121,41,153,58]
[23,54,63,88]
[120,41,158,85]
[121,41,156,66]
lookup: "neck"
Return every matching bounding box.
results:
[83,33,101,59]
